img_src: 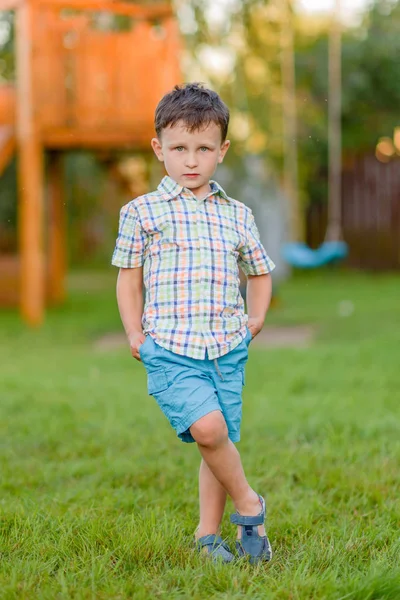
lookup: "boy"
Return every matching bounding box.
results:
[112,83,275,564]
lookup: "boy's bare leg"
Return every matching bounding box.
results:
[195,459,227,540]
[190,411,266,538]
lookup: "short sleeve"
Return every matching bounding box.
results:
[238,210,275,276]
[111,203,147,268]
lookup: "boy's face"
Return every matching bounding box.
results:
[151,121,230,199]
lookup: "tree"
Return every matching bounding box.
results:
[181,0,400,209]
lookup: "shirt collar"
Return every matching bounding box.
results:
[157,176,230,202]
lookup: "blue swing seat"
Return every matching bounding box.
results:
[282,240,348,269]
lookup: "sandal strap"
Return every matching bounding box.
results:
[230,494,266,526]
[197,534,229,551]
[230,513,264,526]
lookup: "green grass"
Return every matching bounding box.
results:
[1,269,399,599]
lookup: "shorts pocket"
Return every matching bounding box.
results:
[147,368,169,396]
[245,326,252,345]
[139,336,149,358]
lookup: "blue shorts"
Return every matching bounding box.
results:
[139,328,252,443]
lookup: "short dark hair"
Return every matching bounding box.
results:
[154,82,230,142]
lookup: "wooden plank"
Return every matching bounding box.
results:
[47,151,66,305]
[161,19,183,91]
[32,0,173,19]
[34,9,68,129]
[27,5,181,135]
[74,31,113,129]
[114,22,148,128]
[111,19,181,132]
[16,0,45,326]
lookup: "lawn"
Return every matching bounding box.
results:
[0,270,399,599]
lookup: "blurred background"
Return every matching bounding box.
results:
[1,4,399,595]
[0,0,399,327]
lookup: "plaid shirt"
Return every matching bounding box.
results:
[112,176,275,359]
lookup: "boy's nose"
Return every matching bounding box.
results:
[185,154,198,168]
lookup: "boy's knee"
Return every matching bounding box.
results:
[190,411,228,448]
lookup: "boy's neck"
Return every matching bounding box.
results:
[182,180,212,202]
[193,184,212,202]
[163,175,214,202]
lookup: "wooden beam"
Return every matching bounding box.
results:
[16,0,45,326]
[18,140,45,325]
[43,127,151,149]
[33,0,173,19]
[47,151,66,305]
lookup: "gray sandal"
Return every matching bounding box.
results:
[230,495,273,564]
[196,534,234,563]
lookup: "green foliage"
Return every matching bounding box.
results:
[294,0,400,205]
[0,10,14,81]
[183,0,400,207]
[341,2,400,153]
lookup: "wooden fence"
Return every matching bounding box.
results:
[307,154,400,270]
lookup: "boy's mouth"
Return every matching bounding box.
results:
[183,173,200,178]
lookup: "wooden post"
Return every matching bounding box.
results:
[280,0,301,242]
[16,0,45,325]
[47,151,66,304]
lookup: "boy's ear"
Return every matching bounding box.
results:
[151,138,164,161]
[218,139,230,163]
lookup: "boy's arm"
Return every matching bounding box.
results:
[246,273,272,339]
[116,267,145,361]
[237,208,275,339]
[112,201,148,360]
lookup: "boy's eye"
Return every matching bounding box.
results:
[200,147,209,152]
[175,146,185,151]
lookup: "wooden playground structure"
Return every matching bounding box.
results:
[0,0,181,325]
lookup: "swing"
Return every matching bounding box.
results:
[281,0,348,269]
[282,239,348,269]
